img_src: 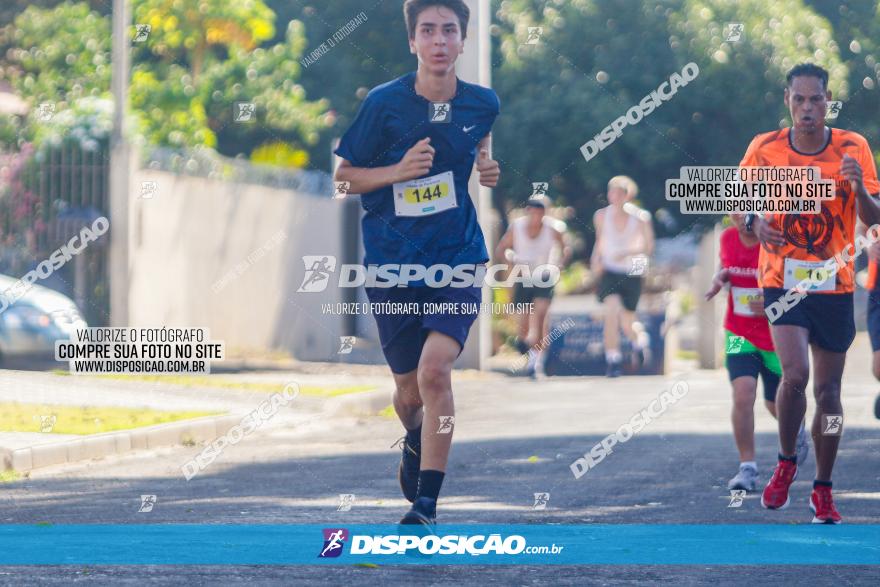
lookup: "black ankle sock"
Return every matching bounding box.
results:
[813,480,832,489]
[405,424,422,449]
[416,470,445,501]
[778,453,797,463]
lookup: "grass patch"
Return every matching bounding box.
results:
[378,404,397,419]
[87,374,375,397]
[0,402,221,435]
[0,470,22,484]
[676,350,699,361]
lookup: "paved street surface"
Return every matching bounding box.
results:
[2,335,880,585]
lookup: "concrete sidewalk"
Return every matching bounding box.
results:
[0,368,397,473]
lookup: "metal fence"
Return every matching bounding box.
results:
[0,141,110,325]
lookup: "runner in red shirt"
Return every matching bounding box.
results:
[705,215,808,492]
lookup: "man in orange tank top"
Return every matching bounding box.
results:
[744,63,880,524]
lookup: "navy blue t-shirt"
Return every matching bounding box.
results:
[335,72,500,272]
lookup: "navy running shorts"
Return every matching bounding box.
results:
[726,353,781,402]
[365,285,482,374]
[762,288,855,353]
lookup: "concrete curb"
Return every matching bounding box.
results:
[1,386,394,474]
[2,413,243,473]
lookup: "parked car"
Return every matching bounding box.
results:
[0,274,88,364]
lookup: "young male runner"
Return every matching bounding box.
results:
[333,0,500,527]
[744,63,880,523]
[705,214,808,492]
[494,194,569,377]
[591,176,654,376]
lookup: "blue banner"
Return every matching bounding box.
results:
[1,524,878,565]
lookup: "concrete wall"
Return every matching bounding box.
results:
[128,168,353,360]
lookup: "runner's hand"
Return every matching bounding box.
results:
[704,269,729,301]
[754,216,785,247]
[477,149,500,188]
[868,240,880,262]
[841,154,864,193]
[394,137,434,183]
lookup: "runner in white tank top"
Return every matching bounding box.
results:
[591,176,654,377]
[496,194,570,377]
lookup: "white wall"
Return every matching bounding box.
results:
[128,168,349,360]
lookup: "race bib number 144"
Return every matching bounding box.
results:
[393,171,457,217]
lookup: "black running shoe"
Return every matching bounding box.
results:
[874,393,880,420]
[606,360,622,378]
[392,437,420,503]
[399,496,436,527]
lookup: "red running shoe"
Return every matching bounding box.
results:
[761,459,797,510]
[810,485,842,524]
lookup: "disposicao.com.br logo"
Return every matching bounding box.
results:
[297,255,560,292]
[318,528,563,558]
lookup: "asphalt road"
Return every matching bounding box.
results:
[2,336,879,585]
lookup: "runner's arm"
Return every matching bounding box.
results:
[590,210,604,274]
[704,265,730,301]
[494,227,515,265]
[553,227,572,267]
[334,137,435,194]
[844,151,880,226]
[641,216,655,257]
[334,159,402,194]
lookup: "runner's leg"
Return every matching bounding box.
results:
[532,297,551,347]
[731,375,759,462]
[417,330,461,472]
[810,345,846,482]
[770,325,810,457]
[603,294,622,356]
[392,370,423,430]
